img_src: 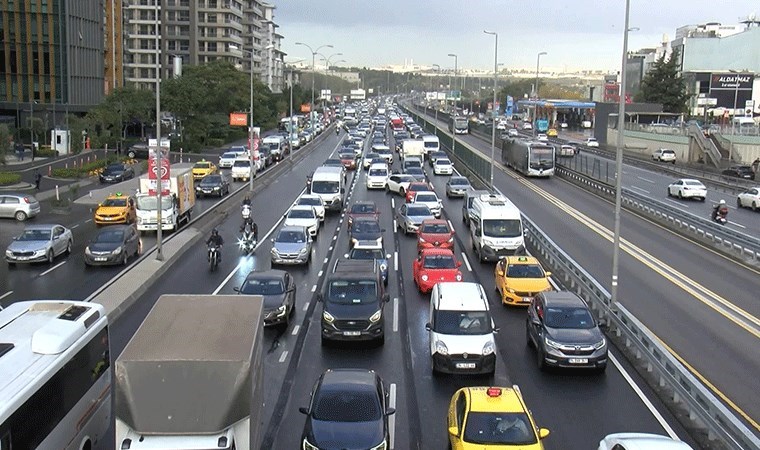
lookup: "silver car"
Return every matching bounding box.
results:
[0,193,41,221]
[271,225,312,265]
[396,203,435,235]
[6,224,73,265]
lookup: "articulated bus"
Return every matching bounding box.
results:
[0,301,111,450]
[502,138,555,177]
[449,116,469,134]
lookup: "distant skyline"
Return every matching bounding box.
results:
[275,1,758,71]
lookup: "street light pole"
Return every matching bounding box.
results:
[484,31,498,189]
[155,1,163,261]
[611,0,632,304]
[534,51,547,137]
[432,64,441,126]
[296,42,333,133]
[448,53,458,155]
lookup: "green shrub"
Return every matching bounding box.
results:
[35,148,58,157]
[206,138,225,148]
[51,168,81,178]
[0,172,22,185]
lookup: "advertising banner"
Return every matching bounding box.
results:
[709,73,755,108]
[147,139,170,196]
[229,113,248,126]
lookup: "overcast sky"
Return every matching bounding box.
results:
[274,1,758,72]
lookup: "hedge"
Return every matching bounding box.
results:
[50,157,133,179]
[0,172,22,186]
[36,148,58,157]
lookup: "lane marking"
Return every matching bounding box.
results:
[311,284,317,293]
[609,352,679,439]
[303,301,310,311]
[664,198,690,208]
[71,224,80,229]
[461,252,472,272]
[636,176,656,183]
[394,251,398,271]
[728,222,747,229]
[84,219,92,223]
[393,298,399,332]
[389,383,397,450]
[0,291,13,301]
[291,325,300,336]
[317,270,323,277]
[447,219,454,230]
[393,219,397,231]
[629,185,650,194]
[39,261,66,277]
[278,350,288,363]
[391,197,395,208]
[323,257,329,264]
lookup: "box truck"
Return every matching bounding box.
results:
[135,165,195,232]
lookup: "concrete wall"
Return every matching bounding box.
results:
[607,128,690,160]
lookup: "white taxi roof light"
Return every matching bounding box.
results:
[487,387,502,397]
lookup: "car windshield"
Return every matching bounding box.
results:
[483,219,522,238]
[421,223,449,234]
[405,161,422,168]
[18,229,52,241]
[434,310,491,335]
[365,153,380,159]
[299,197,321,206]
[312,181,340,194]
[312,389,381,422]
[277,230,306,243]
[544,306,595,329]
[289,209,315,219]
[506,264,545,278]
[222,152,237,158]
[104,165,125,173]
[324,159,342,166]
[351,204,377,214]
[200,176,221,185]
[415,193,437,202]
[422,254,456,269]
[406,205,431,216]
[136,196,173,210]
[350,248,384,260]
[340,153,354,159]
[406,168,424,175]
[464,412,537,445]
[327,280,378,305]
[424,141,439,148]
[102,198,127,207]
[351,220,381,234]
[369,168,387,176]
[94,230,124,243]
[450,177,469,186]
[240,278,284,295]
[194,162,211,169]
[409,184,429,192]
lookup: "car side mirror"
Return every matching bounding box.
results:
[298,407,309,415]
[383,293,390,303]
[233,287,240,293]
[341,188,345,193]
[539,428,550,439]
[425,322,432,331]
[381,228,386,232]
[12,236,18,241]
[496,269,504,276]
[448,426,459,437]
[456,261,462,267]
[344,253,349,259]
[385,407,396,416]
[532,318,541,326]
[287,287,296,293]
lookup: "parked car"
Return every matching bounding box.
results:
[0,193,41,221]
[386,173,416,196]
[218,151,241,169]
[585,137,599,147]
[297,194,326,221]
[598,433,694,450]
[667,179,707,201]
[558,144,577,157]
[433,158,454,175]
[284,205,320,237]
[721,165,755,180]
[347,201,380,229]
[652,148,677,164]
[235,269,296,327]
[6,224,73,265]
[348,216,384,248]
[417,219,455,251]
[413,248,463,294]
[84,224,141,266]
[396,203,435,235]
[99,163,135,183]
[345,241,391,286]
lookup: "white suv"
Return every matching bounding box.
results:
[426,282,497,375]
[231,158,253,181]
[652,148,676,163]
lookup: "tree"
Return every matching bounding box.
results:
[0,124,14,164]
[635,48,689,113]
[86,86,155,148]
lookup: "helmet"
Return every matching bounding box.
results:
[244,195,250,201]
[212,228,219,236]
[719,199,726,205]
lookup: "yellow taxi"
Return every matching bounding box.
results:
[94,193,136,225]
[447,386,549,449]
[494,256,552,306]
[192,160,217,180]
[546,128,558,137]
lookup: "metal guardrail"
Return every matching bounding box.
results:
[523,214,760,450]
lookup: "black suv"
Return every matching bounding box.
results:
[320,260,389,345]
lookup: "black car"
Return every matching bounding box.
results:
[722,165,755,180]
[99,163,135,183]
[348,216,384,248]
[258,145,274,167]
[299,369,395,450]
[84,224,140,266]
[195,174,230,197]
[235,269,296,327]
[126,144,150,159]
[526,291,608,373]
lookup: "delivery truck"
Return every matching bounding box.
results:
[115,294,263,450]
[135,165,195,232]
[400,139,425,161]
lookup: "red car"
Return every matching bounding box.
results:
[347,201,380,230]
[405,181,433,203]
[417,219,455,251]
[339,152,357,170]
[413,248,463,294]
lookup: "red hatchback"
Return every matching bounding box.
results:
[405,182,433,203]
[417,219,455,251]
[339,152,357,170]
[412,248,463,294]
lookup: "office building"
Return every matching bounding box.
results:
[104,0,124,95]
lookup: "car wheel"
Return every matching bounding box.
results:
[398,187,405,196]
[678,190,684,199]
[526,325,533,348]
[699,197,706,202]
[128,150,136,159]
[47,250,54,264]
[376,333,385,346]
[737,198,742,208]
[595,363,608,374]
[753,202,758,212]
[65,240,72,255]
[14,211,27,221]
[122,252,128,265]
[667,188,671,197]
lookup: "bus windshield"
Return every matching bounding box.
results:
[529,147,554,170]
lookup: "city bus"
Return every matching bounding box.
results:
[449,116,469,134]
[0,300,111,450]
[502,138,555,177]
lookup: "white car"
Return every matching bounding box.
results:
[412,191,442,218]
[218,151,239,169]
[652,148,676,163]
[598,433,694,450]
[297,194,326,221]
[667,179,707,201]
[536,133,548,142]
[433,158,454,175]
[284,205,320,237]
[507,128,519,137]
[386,173,415,196]
[559,145,577,157]
[586,138,599,147]
[522,122,533,130]
[737,186,760,211]
[366,163,389,189]
[560,122,568,128]
[231,158,253,181]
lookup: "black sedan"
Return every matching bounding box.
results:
[195,174,230,197]
[235,269,296,327]
[84,224,140,266]
[299,369,394,450]
[721,165,755,180]
[99,163,135,183]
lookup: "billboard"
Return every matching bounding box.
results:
[147,139,171,196]
[229,113,248,126]
[505,96,514,117]
[320,89,332,100]
[708,73,754,109]
[300,103,312,113]
[350,89,366,100]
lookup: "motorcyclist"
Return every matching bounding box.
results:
[206,228,224,261]
[240,198,253,232]
[242,195,252,207]
[241,220,258,242]
[712,199,728,221]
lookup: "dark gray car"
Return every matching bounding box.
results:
[84,224,140,266]
[195,173,230,197]
[235,269,296,327]
[526,291,608,373]
[99,163,135,183]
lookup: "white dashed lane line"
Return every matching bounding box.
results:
[303,302,310,312]
[278,351,288,363]
[39,261,66,277]
[311,284,317,293]
[291,325,300,336]
[461,252,472,272]
[0,291,13,301]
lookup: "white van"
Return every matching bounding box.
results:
[366,163,389,189]
[231,158,253,181]
[426,282,497,375]
[310,166,345,212]
[469,193,525,262]
[262,135,288,161]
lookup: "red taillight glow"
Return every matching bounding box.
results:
[487,387,502,397]
[23,197,31,204]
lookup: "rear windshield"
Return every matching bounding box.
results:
[423,254,456,269]
[421,223,449,234]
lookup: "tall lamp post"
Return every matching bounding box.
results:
[318,52,343,107]
[484,30,498,189]
[611,0,633,304]
[154,1,164,261]
[448,53,458,155]
[432,64,441,126]
[534,51,547,137]
[295,42,333,132]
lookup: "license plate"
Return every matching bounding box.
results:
[456,362,476,369]
[343,331,361,336]
[568,358,588,364]
[94,257,107,262]
[522,297,533,302]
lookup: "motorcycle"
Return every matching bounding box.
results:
[238,226,258,254]
[208,244,221,271]
[241,204,252,222]
[712,207,728,225]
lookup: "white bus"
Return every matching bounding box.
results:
[0,301,111,450]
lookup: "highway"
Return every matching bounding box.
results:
[416,107,760,432]
[106,126,696,449]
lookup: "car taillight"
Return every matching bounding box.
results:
[23,197,31,204]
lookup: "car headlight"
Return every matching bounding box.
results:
[276,305,288,317]
[482,340,495,356]
[298,246,309,255]
[5,250,13,257]
[418,237,425,243]
[351,238,358,246]
[111,247,123,255]
[594,337,607,350]
[544,336,562,349]
[455,273,462,281]
[370,440,388,450]
[85,247,93,256]
[448,237,454,243]
[435,340,448,355]
[369,310,382,323]
[379,262,387,272]
[322,311,335,323]
[420,274,428,281]
[213,186,220,190]
[507,288,516,294]
[271,248,279,256]
[302,438,319,450]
